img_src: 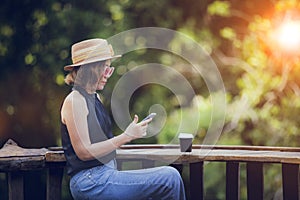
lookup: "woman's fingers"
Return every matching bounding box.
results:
[133,114,139,123]
[125,114,151,138]
[139,118,152,126]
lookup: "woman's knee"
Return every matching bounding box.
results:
[160,166,183,184]
[165,166,181,176]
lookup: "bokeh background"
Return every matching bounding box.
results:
[1,0,300,199]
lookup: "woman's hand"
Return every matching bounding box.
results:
[124,115,152,140]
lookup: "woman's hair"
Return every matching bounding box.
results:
[64,66,80,86]
[64,61,106,86]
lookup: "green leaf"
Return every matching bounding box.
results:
[207,1,231,17]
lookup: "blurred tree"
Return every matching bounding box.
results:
[0,0,185,147]
[214,0,300,147]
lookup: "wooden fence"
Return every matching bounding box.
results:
[1,140,300,200]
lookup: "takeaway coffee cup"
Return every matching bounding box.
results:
[179,133,194,152]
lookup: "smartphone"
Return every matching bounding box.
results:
[142,113,157,121]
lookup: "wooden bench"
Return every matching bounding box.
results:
[0,139,65,200]
[1,139,300,200]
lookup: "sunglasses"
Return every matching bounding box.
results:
[103,66,115,78]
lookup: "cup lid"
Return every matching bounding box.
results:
[178,133,194,139]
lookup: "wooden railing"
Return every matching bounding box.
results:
[1,139,300,200]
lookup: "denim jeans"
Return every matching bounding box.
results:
[70,160,186,200]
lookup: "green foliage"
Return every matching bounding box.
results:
[207,0,231,17]
[220,27,236,40]
[221,4,300,147]
[203,162,226,199]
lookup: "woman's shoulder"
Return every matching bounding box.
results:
[64,90,85,102]
[61,91,88,123]
[62,90,87,109]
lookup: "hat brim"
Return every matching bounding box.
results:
[64,54,122,71]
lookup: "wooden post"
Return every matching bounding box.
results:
[247,162,264,200]
[8,171,24,200]
[46,166,64,200]
[282,163,299,200]
[226,162,240,200]
[189,162,203,200]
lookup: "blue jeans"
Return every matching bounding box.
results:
[70,160,186,200]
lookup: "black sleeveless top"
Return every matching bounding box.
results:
[61,86,116,176]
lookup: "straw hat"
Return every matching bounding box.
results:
[64,38,121,71]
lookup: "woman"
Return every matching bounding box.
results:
[61,38,186,200]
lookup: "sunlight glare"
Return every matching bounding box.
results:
[275,20,300,53]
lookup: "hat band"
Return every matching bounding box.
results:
[72,44,115,65]
[73,51,111,65]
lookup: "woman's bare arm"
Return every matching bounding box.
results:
[61,91,133,161]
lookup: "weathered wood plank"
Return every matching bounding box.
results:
[120,144,300,152]
[0,139,48,158]
[0,139,47,171]
[3,140,300,167]
[45,151,65,162]
[0,156,45,171]
[116,148,300,164]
